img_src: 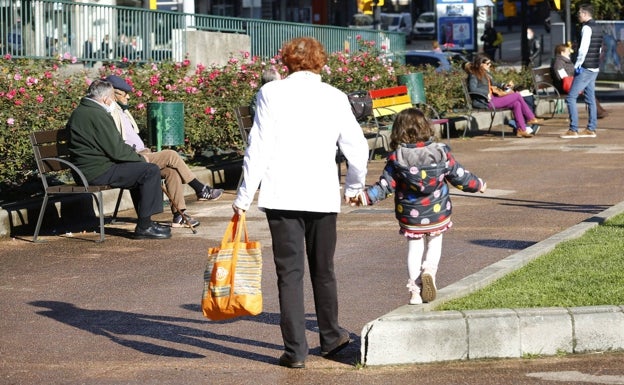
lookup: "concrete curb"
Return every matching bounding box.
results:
[360,201,624,366]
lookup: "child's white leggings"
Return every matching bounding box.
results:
[407,234,443,282]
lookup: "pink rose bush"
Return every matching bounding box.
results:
[0,38,400,194]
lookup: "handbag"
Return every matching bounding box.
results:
[562,76,573,94]
[347,91,373,121]
[201,213,262,321]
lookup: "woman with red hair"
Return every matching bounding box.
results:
[233,37,369,369]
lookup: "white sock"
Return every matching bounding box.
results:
[422,234,443,277]
[407,238,424,282]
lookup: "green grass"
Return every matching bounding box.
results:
[436,213,624,311]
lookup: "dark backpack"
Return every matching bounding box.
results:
[347,91,373,121]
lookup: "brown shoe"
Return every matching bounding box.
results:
[527,118,543,125]
[516,130,533,138]
[578,129,597,138]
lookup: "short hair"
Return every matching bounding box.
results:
[554,44,568,55]
[281,37,327,74]
[261,68,281,84]
[578,3,593,16]
[87,79,114,101]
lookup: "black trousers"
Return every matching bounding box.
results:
[265,209,342,361]
[90,162,163,219]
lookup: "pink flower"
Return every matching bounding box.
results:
[36,95,44,103]
[137,103,145,110]
[4,54,12,59]
[6,118,15,125]
[13,73,22,81]
[204,106,215,115]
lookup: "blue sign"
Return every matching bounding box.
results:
[436,0,475,51]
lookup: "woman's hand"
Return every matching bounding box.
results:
[232,203,246,216]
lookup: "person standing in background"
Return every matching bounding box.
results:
[550,44,608,118]
[560,3,603,139]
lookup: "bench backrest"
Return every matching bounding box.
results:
[234,105,253,148]
[30,128,72,174]
[532,67,556,92]
[369,85,413,118]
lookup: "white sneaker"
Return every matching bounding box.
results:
[406,280,422,305]
[421,272,437,303]
[525,126,533,135]
[410,291,423,305]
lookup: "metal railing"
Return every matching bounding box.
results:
[1,0,405,64]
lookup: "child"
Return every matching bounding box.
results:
[363,108,487,305]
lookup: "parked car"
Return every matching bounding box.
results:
[404,50,468,72]
[413,12,435,38]
[380,12,413,43]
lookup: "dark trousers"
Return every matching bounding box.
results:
[90,162,163,219]
[265,209,341,361]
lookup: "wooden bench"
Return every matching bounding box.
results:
[367,85,413,160]
[29,129,124,242]
[234,105,253,188]
[366,85,451,160]
[531,67,565,119]
[30,129,197,242]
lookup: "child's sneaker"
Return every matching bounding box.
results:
[406,280,422,305]
[421,272,437,303]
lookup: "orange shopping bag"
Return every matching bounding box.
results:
[201,213,262,321]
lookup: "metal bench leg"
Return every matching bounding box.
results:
[111,188,124,224]
[32,194,49,243]
[95,191,106,242]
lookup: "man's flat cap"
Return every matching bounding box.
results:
[104,75,132,92]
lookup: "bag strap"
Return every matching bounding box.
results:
[225,213,249,300]
[221,213,249,247]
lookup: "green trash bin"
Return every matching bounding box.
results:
[397,72,426,105]
[146,102,185,151]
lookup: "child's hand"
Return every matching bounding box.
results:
[345,190,368,206]
[479,180,487,193]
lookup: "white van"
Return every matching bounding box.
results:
[380,13,413,43]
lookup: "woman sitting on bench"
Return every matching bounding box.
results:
[466,53,541,138]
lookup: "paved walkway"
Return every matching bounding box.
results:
[1,87,623,382]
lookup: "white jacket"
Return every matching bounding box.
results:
[233,71,369,213]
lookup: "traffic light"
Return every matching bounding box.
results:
[549,0,561,10]
[359,0,384,15]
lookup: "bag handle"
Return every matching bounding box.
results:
[221,213,249,248]
[222,213,249,304]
